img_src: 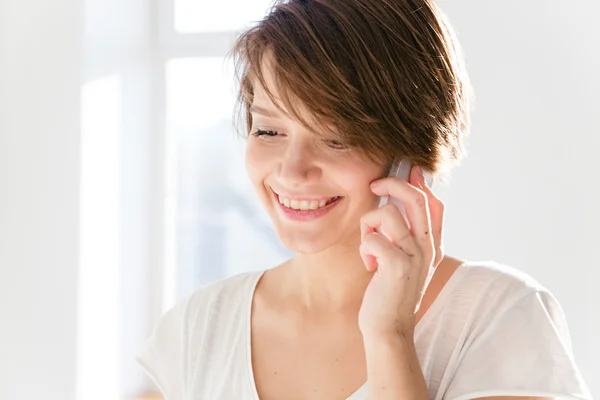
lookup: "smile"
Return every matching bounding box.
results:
[277,195,341,210]
[271,190,344,221]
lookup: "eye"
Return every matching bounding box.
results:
[252,129,280,137]
[326,139,348,150]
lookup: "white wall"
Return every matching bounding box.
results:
[0,0,153,398]
[439,0,599,395]
[0,0,82,399]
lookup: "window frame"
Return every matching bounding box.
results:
[150,0,241,320]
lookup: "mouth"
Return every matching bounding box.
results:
[275,193,343,211]
[271,189,344,221]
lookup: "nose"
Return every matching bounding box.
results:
[277,142,322,189]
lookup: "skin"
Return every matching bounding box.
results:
[245,55,552,400]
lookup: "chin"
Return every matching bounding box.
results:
[257,186,367,255]
[275,227,335,255]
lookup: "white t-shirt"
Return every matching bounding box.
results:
[136,261,592,400]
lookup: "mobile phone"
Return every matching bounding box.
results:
[377,159,434,228]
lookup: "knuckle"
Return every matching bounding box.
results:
[398,229,412,241]
[363,232,379,246]
[360,209,376,223]
[359,213,368,225]
[413,191,427,208]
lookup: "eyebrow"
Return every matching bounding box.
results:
[249,104,281,118]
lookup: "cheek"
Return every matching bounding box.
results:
[336,163,383,199]
[245,140,273,188]
[337,166,384,214]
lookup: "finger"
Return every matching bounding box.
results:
[361,232,413,275]
[360,203,413,247]
[359,241,378,271]
[370,172,433,252]
[416,175,445,266]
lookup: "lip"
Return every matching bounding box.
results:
[270,188,337,203]
[271,190,343,222]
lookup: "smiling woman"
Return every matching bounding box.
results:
[136,1,592,399]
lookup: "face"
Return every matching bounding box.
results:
[245,62,386,255]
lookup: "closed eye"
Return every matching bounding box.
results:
[252,129,348,150]
[252,129,280,137]
[327,140,347,149]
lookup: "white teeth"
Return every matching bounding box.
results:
[299,201,310,210]
[277,195,340,210]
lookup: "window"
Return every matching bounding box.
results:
[80,1,292,398]
[158,0,291,307]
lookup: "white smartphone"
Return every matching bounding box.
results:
[377,159,434,228]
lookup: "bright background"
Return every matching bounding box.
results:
[0,0,598,398]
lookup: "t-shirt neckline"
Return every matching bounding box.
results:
[244,262,468,400]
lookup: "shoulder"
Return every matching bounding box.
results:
[451,260,552,310]
[136,269,265,396]
[425,260,561,343]
[434,260,578,356]
[143,269,265,347]
[187,269,265,302]
[179,269,265,324]
[436,262,591,399]
[456,260,547,292]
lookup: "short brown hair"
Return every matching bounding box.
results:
[228,0,474,184]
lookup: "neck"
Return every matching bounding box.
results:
[281,238,374,315]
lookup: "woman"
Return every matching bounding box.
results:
[137,0,591,399]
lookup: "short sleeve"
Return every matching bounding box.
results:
[136,299,190,400]
[444,290,592,400]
